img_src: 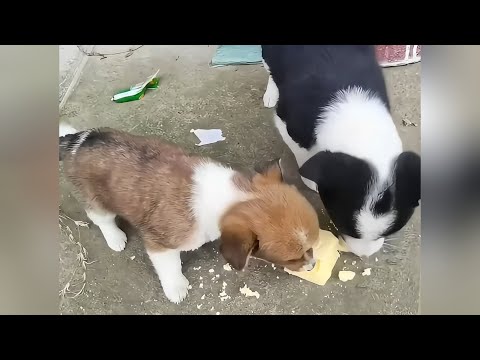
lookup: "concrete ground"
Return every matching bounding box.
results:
[59,45,421,315]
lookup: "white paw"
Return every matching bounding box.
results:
[105,228,127,252]
[162,274,190,304]
[301,176,318,192]
[263,88,279,108]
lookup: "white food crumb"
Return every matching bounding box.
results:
[338,270,356,282]
[375,257,378,262]
[276,276,279,279]
[215,274,220,278]
[299,280,303,283]
[211,277,216,281]
[222,281,227,289]
[271,263,276,270]
[193,266,201,270]
[223,264,232,271]
[209,269,214,273]
[199,283,203,289]
[362,268,371,276]
[239,284,260,299]
[199,276,203,280]
[130,256,135,260]
[187,285,192,290]
[352,261,356,265]
[216,312,220,315]
[201,294,205,300]
[197,304,202,309]
[343,260,347,263]
[210,307,214,311]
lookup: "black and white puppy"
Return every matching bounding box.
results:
[261,45,420,257]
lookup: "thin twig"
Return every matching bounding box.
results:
[59,210,95,299]
[77,45,144,59]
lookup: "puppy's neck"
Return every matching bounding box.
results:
[190,161,253,242]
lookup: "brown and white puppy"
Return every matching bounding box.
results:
[59,124,319,304]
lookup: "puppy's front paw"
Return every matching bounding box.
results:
[162,274,190,304]
[105,228,127,252]
[263,88,279,108]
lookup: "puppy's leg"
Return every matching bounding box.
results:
[263,75,279,108]
[147,248,189,304]
[262,59,279,108]
[86,207,127,252]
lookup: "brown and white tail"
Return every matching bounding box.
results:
[59,123,92,161]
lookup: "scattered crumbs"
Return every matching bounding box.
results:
[271,263,277,270]
[276,276,279,279]
[299,280,303,283]
[352,261,357,265]
[362,268,371,276]
[209,269,215,273]
[390,292,393,296]
[343,259,347,264]
[216,312,220,315]
[193,266,201,270]
[240,283,260,299]
[210,307,214,311]
[199,276,203,280]
[197,304,202,309]
[199,283,204,289]
[292,310,295,314]
[187,285,192,290]
[219,292,231,301]
[375,257,378,262]
[211,277,216,281]
[339,270,356,282]
[201,294,206,300]
[223,263,232,271]
[130,256,136,260]
[215,274,220,278]
[219,281,231,301]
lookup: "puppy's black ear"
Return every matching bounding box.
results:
[394,151,421,208]
[299,151,371,193]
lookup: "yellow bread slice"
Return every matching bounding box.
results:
[285,229,349,286]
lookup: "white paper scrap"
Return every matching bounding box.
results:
[190,129,225,146]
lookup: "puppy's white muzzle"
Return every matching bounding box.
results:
[342,235,385,257]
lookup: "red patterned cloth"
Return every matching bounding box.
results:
[375,45,421,67]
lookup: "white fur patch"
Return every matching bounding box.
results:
[355,208,395,241]
[263,75,279,108]
[343,235,384,257]
[185,161,250,252]
[315,87,402,181]
[71,130,92,155]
